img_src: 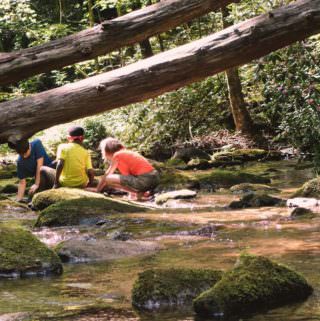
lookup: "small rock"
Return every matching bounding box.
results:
[155,189,197,205]
[286,197,319,208]
[291,207,315,219]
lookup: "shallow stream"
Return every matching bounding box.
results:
[0,160,319,321]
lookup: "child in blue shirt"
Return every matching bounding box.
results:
[9,138,54,201]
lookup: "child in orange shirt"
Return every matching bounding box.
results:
[87,137,159,201]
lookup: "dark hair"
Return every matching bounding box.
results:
[100,137,124,157]
[68,126,84,137]
[8,139,29,155]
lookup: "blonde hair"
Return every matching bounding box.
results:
[100,137,124,160]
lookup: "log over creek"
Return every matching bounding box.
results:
[0,0,238,86]
[0,159,320,320]
[1,0,320,144]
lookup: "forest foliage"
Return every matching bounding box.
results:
[0,0,319,157]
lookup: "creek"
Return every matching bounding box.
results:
[0,160,319,321]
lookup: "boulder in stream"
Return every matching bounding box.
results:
[132,268,223,310]
[230,183,280,194]
[32,187,110,210]
[290,207,315,219]
[229,192,284,209]
[155,189,197,205]
[293,177,320,198]
[56,239,161,263]
[193,254,313,318]
[0,225,62,278]
[35,196,149,227]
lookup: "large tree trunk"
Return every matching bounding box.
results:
[0,0,237,86]
[222,7,255,135]
[0,0,319,144]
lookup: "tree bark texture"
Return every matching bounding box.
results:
[222,7,255,134]
[225,67,255,133]
[0,0,319,144]
[0,0,237,86]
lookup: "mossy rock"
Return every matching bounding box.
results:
[32,187,137,211]
[194,170,270,189]
[186,158,213,170]
[229,193,284,209]
[165,158,187,169]
[290,207,316,220]
[0,184,18,194]
[35,197,148,227]
[153,162,195,191]
[172,147,211,162]
[0,199,29,213]
[132,268,223,310]
[212,149,282,163]
[230,183,280,194]
[212,149,267,162]
[0,224,62,278]
[193,254,313,318]
[293,178,320,198]
[0,164,17,179]
[153,162,270,191]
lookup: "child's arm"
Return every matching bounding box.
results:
[53,160,64,188]
[29,157,44,195]
[86,168,95,187]
[16,179,26,201]
[86,162,118,193]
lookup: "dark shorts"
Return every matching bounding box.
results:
[120,170,160,192]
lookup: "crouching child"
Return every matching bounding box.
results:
[87,137,159,201]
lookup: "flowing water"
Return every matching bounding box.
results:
[0,160,319,321]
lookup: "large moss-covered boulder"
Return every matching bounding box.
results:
[132,268,223,310]
[230,183,280,194]
[293,177,320,198]
[193,254,313,318]
[229,193,284,209]
[0,225,62,278]
[35,197,148,227]
[32,188,106,210]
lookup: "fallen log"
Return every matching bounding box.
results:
[0,0,319,144]
[0,0,237,86]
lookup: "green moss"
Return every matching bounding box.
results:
[156,166,196,190]
[165,158,187,168]
[194,169,270,189]
[35,197,148,227]
[193,254,313,318]
[293,177,320,198]
[0,224,62,277]
[212,149,268,162]
[230,183,280,194]
[132,268,223,310]
[0,184,18,194]
[0,164,17,179]
[229,193,284,209]
[33,187,115,210]
[0,199,29,212]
